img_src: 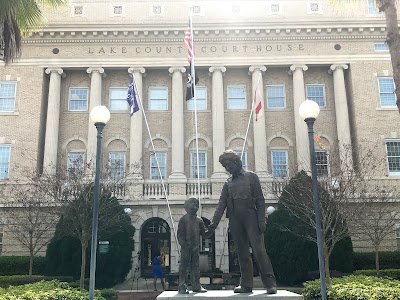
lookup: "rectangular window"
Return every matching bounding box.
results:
[0,82,16,112]
[271,150,288,178]
[150,152,166,179]
[315,150,329,177]
[234,150,248,170]
[306,84,326,107]
[378,77,396,108]
[69,88,88,111]
[191,151,207,178]
[149,87,168,110]
[109,152,126,180]
[67,152,85,178]
[0,145,11,179]
[266,85,286,109]
[368,0,382,15]
[109,88,128,111]
[187,87,207,110]
[374,42,389,52]
[227,86,246,109]
[386,140,400,175]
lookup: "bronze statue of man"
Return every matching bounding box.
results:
[209,150,277,294]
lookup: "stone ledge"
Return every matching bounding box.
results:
[157,290,303,299]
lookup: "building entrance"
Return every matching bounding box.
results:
[140,218,171,277]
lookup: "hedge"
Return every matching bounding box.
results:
[354,269,400,280]
[0,275,74,288]
[353,251,400,270]
[0,256,47,275]
[303,275,400,300]
[0,280,107,300]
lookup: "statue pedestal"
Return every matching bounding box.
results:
[157,290,303,300]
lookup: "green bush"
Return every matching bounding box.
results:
[303,275,400,300]
[0,275,74,288]
[353,251,400,270]
[99,289,118,300]
[0,256,47,275]
[354,269,400,280]
[0,280,106,300]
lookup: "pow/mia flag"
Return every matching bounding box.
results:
[186,62,199,101]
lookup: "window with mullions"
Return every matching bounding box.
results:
[0,145,11,179]
[266,85,286,109]
[150,152,166,179]
[378,78,396,108]
[306,84,326,107]
[149,87,168,110]
[0,82,16,112]
[233,150,248,170]
[315,150,329,177]
[109,88,129,111]
[271,150,288,178]
[190,151,207,178]
[187,87,207,110]
[69,88,88,111]
[67,152,84,178]
[227,86,246,110]
[368,0,383,15]
[386,140,400,175]
[109,151,126,180]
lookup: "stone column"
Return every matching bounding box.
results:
[43,68,64,175]
[289,64,310,171]
[86,67,105,165]
[329,64,353,171]
[168,67,187,180]
[128,67,145,177]
[249,66,268,176]
[209,66,227,179]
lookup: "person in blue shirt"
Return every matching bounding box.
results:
[152,251,166,291]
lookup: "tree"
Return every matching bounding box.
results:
[0,172,62,276]
[49,180,135,290]
[329,0,400,112]
[0,0,66,64]
[347,187,400,273]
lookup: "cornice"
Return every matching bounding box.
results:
[23,21,389,43]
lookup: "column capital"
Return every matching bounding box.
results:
[86,67,105,77]
[209,66,226,74]
[45,68,64,76]
[289,64,308,75]
[249,65,267,74]
[128,67,146,74]
[329,64,348,74]
[168,66,186,75]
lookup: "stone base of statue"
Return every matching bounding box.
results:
[157,290,303,300]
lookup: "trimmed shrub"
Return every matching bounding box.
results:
[303,275,400,300]
[99,289,118,300]
[353,251,400,270]
[0,275,74,288]
[0,256,47,275]
[354,269,400,280]
[0,280,106,300]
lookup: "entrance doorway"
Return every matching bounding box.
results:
[141,218,171,277]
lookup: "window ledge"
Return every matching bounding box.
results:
[0,112,19,116]
[376,107,398,111]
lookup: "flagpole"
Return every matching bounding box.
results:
[129,72,180,257]
[188,10,202,217]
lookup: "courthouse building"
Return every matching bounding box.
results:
[1,0,400,277]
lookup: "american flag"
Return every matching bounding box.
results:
[127,74,139,117]
[184,21,194,63]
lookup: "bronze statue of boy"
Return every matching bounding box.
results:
[177,197,209,294]
[209,150,277,294]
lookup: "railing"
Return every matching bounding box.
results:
[108,182,127,199]
[271,180,288,198]
[143,182,169,199]
[186,182,212,198]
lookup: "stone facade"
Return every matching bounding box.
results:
[0,0,400,277]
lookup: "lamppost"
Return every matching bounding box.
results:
[88,105,110,300]
[299,99,328,300]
